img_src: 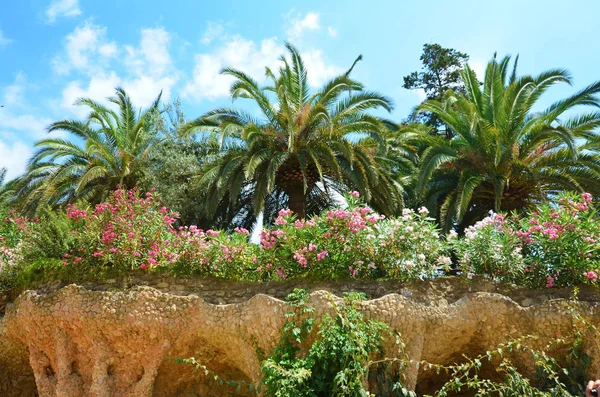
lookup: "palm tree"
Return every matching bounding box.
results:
[182,43,402,220]
[0,168,15,209]
[17,88,162,213]
[416,54,600,230]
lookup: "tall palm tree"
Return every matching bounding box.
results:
[17,88,162,214]
[182,43,402,220]
[416,54,600,230]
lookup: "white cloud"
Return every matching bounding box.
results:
[0,113,50,140]
[53,20,113,75]
[98,42,118,58]
[301,49,344,87]
[183,36,284,101]
[1,76,52,140]
[286,11,320,41]
[46,0,82,23]
[125,28,173,77]
[56,24,179,115]
[0,28,11,47]
[122,28,179,108]
[183,27,343,102]
[61,71,122,118]
[201,22,225,45]
[3,73,26,106]
[327,27,338,38]
[0,140,31,180]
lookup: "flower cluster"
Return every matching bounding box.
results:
[253,194,447,281]
[517,192,600,288]
[453,213,525,282]
[454,192,600,288]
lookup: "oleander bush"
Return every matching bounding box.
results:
[2,188,600,290]
[0,188,449,288]
[453,192,600,289]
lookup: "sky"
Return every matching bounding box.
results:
[1,0,599,180]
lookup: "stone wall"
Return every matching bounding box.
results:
[1,277,600,396]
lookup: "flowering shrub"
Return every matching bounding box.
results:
[518,192,600,288]
[0,189,448,285]
[452,214,525,283]
[0,211,24,288]
[3,188,600,290]
[58,189,259,278]
[255,194,449,281]
[454,192,600,289]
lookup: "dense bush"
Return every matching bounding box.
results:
[451,213,525,283]
[3,188,600,291]
[255,194,449,281]
[0,210,24,289]
[454,192,600,289]
[261,289,414,397]
[0,189,448,287]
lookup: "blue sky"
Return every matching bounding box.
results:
[1,0,599,180]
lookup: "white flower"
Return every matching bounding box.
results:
[418,206,429,216]
[417,253,426,262]
[402,208,414,216]
[368,262,377,269]
[448,230,458,240]
[437,256,452,266]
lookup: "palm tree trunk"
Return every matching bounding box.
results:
[287,185,307,219]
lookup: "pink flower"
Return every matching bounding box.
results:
[308,243,317,251]
[275,267,288,279]
[278,209,292,217]
[233,227,250,235]
[546,276,555,288]
[582,192,593,204]
[317,250,329,261]
[584,271,598,281]
[349,191,360,198]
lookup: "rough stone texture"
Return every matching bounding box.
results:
[0,277,599,396]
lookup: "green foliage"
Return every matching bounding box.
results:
[20,206,75,260]
[451,213,525,283]
[15,87,162,215]
[261,290,414,397]
[182,42,404,222]
[519,192,600,288]
[454,192,600,289]
[415,55,600,231]
[255,193,449,281]
[0,210,24,289]
[0,168,15,209]
[403,43,470,132]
